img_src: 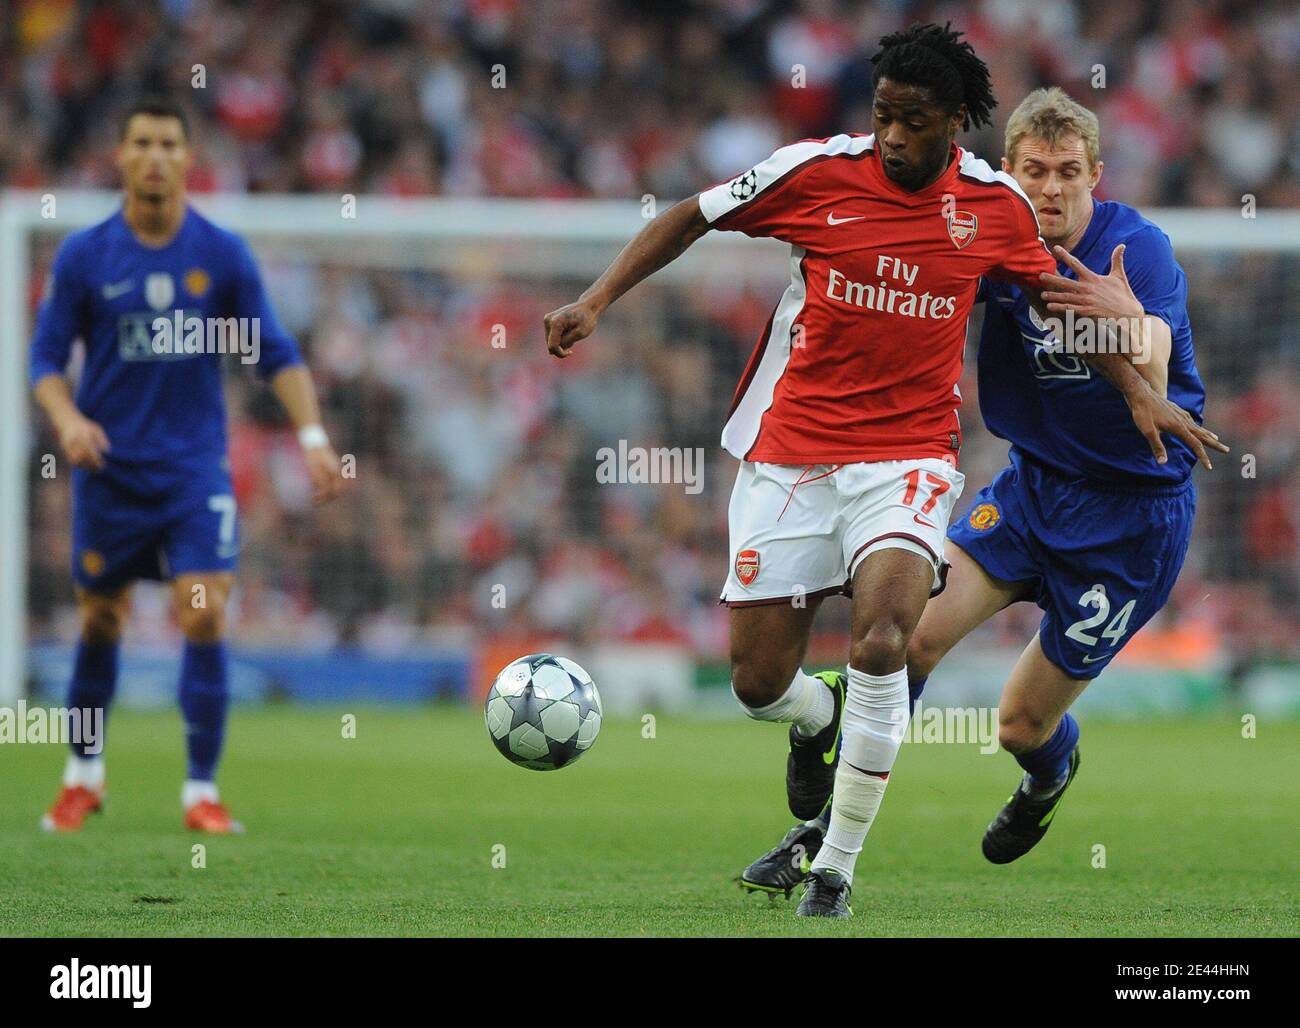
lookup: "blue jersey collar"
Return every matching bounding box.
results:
[115,204,193,252]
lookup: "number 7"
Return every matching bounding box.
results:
[208,494,237,546]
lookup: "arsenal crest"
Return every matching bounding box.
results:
[735,549,760,587]
[947,210,978,250]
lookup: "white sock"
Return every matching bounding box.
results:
[814,765,888,884]
[182,780,219,808]
[792,676,835,738]
[811,666,909,885]
[63,753,105,791]
[733,669,833,737]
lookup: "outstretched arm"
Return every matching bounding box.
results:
[1021,277,1226,470]
[994,196,1220,469]
[544,195,712,358]
[1040,244,1170,395]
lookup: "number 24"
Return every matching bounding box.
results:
[1065,585,1135,647]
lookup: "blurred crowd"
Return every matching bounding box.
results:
[3,0,1298,205]
[13,0,1300,671]
[26,250,1300,670]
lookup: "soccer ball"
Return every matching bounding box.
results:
[484,654,603,771]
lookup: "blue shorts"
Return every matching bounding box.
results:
[71,454,239,593]
[946,451,1195,679]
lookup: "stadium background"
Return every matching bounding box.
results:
[6,0,1299,716]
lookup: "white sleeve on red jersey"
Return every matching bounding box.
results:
[957,152,1056,291]
[985,176,1057,291]
[698,135,870,241]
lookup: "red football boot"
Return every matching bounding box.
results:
[41,785,104,832]
[184,799,244,834]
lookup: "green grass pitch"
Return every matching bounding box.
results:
[0,705,1294,936]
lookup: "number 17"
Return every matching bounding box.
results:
[901,468,951,513]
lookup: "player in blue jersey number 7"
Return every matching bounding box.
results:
[31,97,345,833]
[740,87,1229,908]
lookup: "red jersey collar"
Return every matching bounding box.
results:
[867,139,964,201]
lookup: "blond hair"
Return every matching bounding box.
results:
[1005,87,1100,168]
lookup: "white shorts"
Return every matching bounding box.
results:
[720,458,966,606]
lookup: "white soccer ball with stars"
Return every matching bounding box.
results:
[484,654,602,770]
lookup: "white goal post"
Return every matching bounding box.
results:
[2,188,1297,702]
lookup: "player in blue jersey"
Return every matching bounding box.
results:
[739,87,1228,896]
[31,97,344,833]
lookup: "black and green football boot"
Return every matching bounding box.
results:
[982,747,1081,865]
[737,819,826,899]
[786,670,846,820]
[795,866,852,918]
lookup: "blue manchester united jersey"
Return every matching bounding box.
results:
[29,205,302,466]
[977,198,1205,487]
[31,205,303,589]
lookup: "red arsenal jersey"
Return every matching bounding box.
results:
[698,133,1056,465]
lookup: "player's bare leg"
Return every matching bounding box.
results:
[172,571,233,641]
[998,635,1090,753]
[729,597,824,710]
[908,542,1031,683]
[730,596,848,897]
[729,596,853,825]
[730,596,855,887]
[742,541,1025,890]
[982,635,1088,863]
[172,571,243,833]
[42,585,132,831]
[730,598,847,803]
[799,547,934,917]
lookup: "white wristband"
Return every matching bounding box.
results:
[297,424,329,450]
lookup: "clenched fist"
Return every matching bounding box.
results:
[543,300,600,358]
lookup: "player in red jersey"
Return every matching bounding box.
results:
[544,23,1223,918]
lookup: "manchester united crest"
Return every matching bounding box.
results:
[735,549,760,587]
[80,550,106,577]
[947,210,978,250]
[968,503,1000,531]
[185,267,211,297]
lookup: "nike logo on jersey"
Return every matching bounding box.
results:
[101,279,135,300]
[912,512,936,529]
[826,212,864,225]
[1081,653,1111,664]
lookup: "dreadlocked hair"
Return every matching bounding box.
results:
[871,22,997,132]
